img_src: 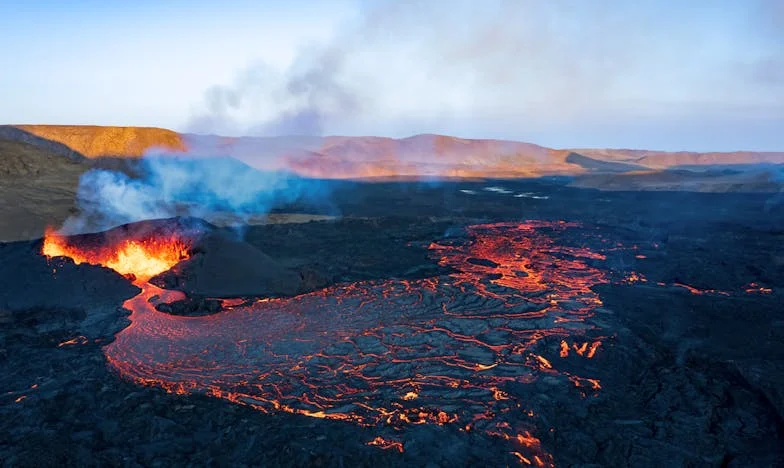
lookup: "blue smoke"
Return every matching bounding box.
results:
[60,155,335,234]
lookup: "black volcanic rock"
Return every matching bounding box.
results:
[466,257,499,268]
[152,229,303,298]
[154,297,222,316]
[0,239,140,350]
[0,240,139,313]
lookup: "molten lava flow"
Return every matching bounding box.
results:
[101,221,614,466]
[58,335,89,347]
[41,221,771,464]
[672,282,731,296]
[367,436,404,453]
[623,272,646,283]
[42,227,190,281]
[744,282,773,294]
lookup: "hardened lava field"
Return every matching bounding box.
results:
[3,182,784,467]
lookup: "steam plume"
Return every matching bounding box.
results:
[60,156,332,235]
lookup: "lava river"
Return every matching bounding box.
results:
[51,221,612,466]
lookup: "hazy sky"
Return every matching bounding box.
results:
[0,0,782,150]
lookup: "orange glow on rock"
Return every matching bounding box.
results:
[624,272,646,283]
[533,355,552,369]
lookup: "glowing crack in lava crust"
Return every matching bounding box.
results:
[47,221,611,466]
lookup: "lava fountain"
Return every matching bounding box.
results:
[42,220,612,466]
[42,227,191,281]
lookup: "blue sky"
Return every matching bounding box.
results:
[0,0,781,151]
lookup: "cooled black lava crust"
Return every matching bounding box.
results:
[1,179,783,467]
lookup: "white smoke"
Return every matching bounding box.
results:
[60,156,332,234]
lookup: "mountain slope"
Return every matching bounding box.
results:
[0,138,88,240]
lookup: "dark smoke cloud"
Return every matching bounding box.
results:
[262,47,360,136]
[188,43,362,137]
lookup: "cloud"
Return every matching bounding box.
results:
[746,0,784,87]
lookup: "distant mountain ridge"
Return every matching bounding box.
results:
[3,124,783,179]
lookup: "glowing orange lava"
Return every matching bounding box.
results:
[94,221,617,466]
[38,220,624,465]
[57,335,89,347]
[42,227,190,281]
[673,282,730,296]
[744,282,773,294]
[42,217,774,463]
[367,436,404,453]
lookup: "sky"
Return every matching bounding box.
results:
[0,0,782,151]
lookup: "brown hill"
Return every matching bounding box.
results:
[155,133,576,177]
[4,125,783,179]
[279,135,577,178]
[12,124,187,158]
[0,138,87,240]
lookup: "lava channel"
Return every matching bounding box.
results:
[46,221,611,466]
